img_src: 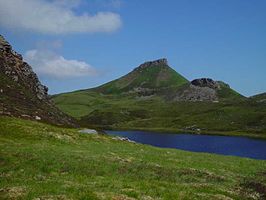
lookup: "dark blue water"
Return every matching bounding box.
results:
[106,130,266,160]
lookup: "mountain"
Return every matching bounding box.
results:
[250,92,266,103]
[0,35,76,126]
[93,58,188,95]
[92,58,242,102]
[53,59,266,136]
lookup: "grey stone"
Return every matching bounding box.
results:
[35,116,41,120]
[134,58,168,71]
[78,129,98,134]
[0,34,49,101]
[112,136,136,143]
[191,78,220,89]
[13,75,18,82]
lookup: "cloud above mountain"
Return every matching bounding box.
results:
[25,49,97,79]
[0,0,122,34]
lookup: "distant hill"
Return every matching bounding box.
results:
[250,93,266,103]
[93,58,188,95]
[0,35,76,127]
[53,59,266,136]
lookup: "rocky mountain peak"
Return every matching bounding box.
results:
[0,35,48,100]
[0,35,11,51]
[136,58,168,70]
[191,78,221,89]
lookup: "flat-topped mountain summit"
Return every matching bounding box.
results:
[0,35,76,126]
[135,58,168,69]
[94,58,188,95]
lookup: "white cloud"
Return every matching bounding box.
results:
[25,49,97,78]
[0,0,122,34]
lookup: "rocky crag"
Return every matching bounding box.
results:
[0,35,77,126]
[168,78,239,102]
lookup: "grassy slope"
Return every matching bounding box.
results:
[53,91,266,138]
[1,116,266,199]
[0,72,76,127]
[250,93,266,102]
[93,64,188,94]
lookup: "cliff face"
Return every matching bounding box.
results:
[0,35,77,127]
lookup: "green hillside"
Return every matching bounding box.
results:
[250,93,266,103]
[53,90,266,138]
[1,116,266,199]
[93,58,188,94]
[52,59,266,137]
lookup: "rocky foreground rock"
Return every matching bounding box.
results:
[0,35,77,127]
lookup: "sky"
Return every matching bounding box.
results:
[0,0,266,97]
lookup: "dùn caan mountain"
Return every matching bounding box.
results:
[0,35,76,127]
[53,58,266,138]
[1,35,266,200]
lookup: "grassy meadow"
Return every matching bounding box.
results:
[53,91,266,139]
[1,116,266,199]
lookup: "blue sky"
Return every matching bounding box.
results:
[0,0,266,96]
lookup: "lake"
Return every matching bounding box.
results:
[105,130,266,160]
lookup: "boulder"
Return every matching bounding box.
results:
[78,129,98,134]
[191,78,220,89]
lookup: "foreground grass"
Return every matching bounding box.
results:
[1,117,266,199]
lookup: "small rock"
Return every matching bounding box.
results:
[78,129,98,134]
[112,136,136,143]
[35,116,41,120]
[12,75,18,82]
[21,114,31,118]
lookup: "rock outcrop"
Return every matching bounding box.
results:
[173,84,219,102]
[0,35,77,127]
[134,58,168,71]
[191,78,220,89]
[169,78,235,102]
[0,35,48,100]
